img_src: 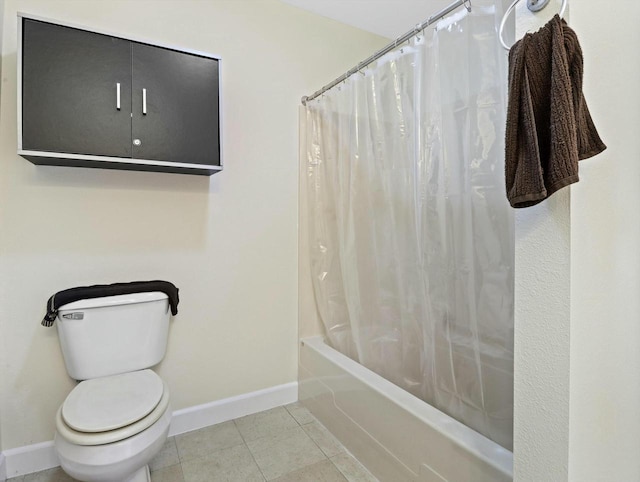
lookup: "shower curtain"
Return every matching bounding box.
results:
[305,2,514,450]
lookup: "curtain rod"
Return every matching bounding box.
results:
[301,0,472,105]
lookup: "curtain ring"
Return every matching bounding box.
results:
[415,23,421,41]
[463,0,472,12]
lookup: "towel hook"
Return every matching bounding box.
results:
[498,0,568,50]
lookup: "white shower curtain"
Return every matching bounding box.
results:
[305,2,514,450]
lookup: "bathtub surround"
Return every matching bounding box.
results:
[0,0,387,457]
[299,337,512,482]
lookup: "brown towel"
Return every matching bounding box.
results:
[505,15,606,208]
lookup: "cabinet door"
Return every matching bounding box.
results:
[131,43,220,166]
[21,19,132,157]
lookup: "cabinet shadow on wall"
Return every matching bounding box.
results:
[29,161,219,195]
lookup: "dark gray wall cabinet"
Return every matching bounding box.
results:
[19,16,221,176]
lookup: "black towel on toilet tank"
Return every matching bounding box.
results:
[41,280,179,327]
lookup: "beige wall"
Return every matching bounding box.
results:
[569,1,640,480]
[0,0,385,450]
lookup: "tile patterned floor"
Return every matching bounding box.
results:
[7,403,378,482]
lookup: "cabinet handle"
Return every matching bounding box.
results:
[116,83,121,110]
[142,88,147,115]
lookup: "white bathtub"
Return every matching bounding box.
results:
[298,336,513,482]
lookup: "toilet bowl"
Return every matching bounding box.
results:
[54,370,171,482]
[47,288,178,482]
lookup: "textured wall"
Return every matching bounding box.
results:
[513,2,572,481]
[569,1,640,480]
[513,1,640,480]
[0,0,386,450]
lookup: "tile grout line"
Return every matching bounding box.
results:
[300,423,329,459]
[174,433,186,465]
[328,454,352,482]
[283,404,334,469]
[330,448,380,482]
[154,437,181,476]
[177,461,186,482]
[240,406,330,481]
[281,406,353,482]
[232,419,268,481]
[160,458,186,482]
[285,403,351,475]
[289,407,378,482]
[244,441,268,482]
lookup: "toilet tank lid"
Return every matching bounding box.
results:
[59,292,168,311]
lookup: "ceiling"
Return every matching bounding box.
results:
[279,0,455,39]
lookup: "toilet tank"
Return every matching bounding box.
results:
[56,292,170,380]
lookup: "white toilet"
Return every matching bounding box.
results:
[52,291,173,482]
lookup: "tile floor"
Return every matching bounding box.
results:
[7,403,378,482]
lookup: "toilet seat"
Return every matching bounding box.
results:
[56,372,170,446]
[63,369,164,433]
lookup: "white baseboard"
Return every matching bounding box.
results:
[3,441,58,480]
[1,381,298,478]
[169,381,298,436]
